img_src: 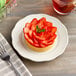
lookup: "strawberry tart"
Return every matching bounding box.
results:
[23,17,57,52]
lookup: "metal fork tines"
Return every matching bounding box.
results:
[0,43,10,61]
[0,42,22,76]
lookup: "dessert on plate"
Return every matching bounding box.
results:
[23,17,57,52]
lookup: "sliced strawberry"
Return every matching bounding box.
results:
[25,23,31,29]
[46,21,52,27]
[40,40,47,45]
[47,26,52,32]
[37,21,44,29]
[39,43,47,48]
[33,37,38,44]
[51,27,57,34]
[28,30,33,38]
[32,35,39,47]
[31,25,36,31]
[33,32,45,41]
[32,31,39,44]
[39,32,45,38]
[38,31,52,40]
[40,40,54,46]
[47,40,54,45]
[41,24,52,33]
[24,33,33,45]
[48,34,57,42]
[42,22,52,32]
[40,34,57,46]
[33,43,40,47]
[39,17,46,22]
[37,17,46,28]
[31,18,38,25]
[23,27,29,33]
[23,23,31,33]
[31,18,38,31]
[38,17,46,25]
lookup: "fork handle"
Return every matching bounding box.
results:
[8,60,22,76]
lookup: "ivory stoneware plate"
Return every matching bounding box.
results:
[11,14,68,62]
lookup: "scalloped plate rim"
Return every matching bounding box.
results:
[11,14,69,62]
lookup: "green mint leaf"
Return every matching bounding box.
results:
[38,29,41,33]
[36,25,40,33]
[40,29,45,32]
[36,25,38,29]
[36,25,45,33]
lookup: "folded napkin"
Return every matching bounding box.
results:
[0,33,32,76]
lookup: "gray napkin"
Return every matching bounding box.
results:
[0,33,32,76]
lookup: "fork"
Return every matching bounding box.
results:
[0,42,22,76]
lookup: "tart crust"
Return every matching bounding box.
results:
[25,39,53,52]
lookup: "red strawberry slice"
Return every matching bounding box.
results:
[33,43,40,47]
[33,32,45,41]
[47,34,57,42]
[24,33,33,45]
[39,17,46,22]
[37,17,46,28]
[46,21,52,27]
[42,22,52,32]
[41,22,52,32]
[28,30,33,38]
[32,35,39,47]
[46,26,52,32]
[31,18,38,25]
[40,40,54,46]
[40,34,57,46]
[23,27,29,33]
[42,32,52,39]
[33,37,38,44]
[51,27,57,34]
[47,40,54,45]
[23,23,32,33]
[39,17,46,25]
[39,43,47,48]
[40,40,47,45]
[39,32,45,38]
[31,25,36,31]
[31,18,38,31]
[25,23,31,29]
[37,21,44,29]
